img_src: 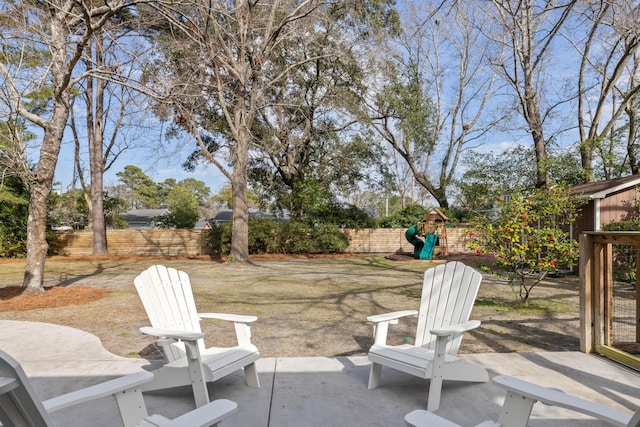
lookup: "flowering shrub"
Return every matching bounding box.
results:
[467,185,584,303]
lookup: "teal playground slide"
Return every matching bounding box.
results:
[405,224,438,260]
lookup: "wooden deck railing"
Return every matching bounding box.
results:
[580,232,640,371]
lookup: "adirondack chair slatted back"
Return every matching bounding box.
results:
[414,261,482,354]
[134,265,206,361]
[0,349,54,427]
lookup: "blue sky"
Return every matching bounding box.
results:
[53,128,228,195]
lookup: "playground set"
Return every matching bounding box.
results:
[405,208,449,260]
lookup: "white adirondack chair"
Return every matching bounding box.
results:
[367,261,489,411]
[134,265,260,408]
[405,374,640,427]
[0,348,237,427]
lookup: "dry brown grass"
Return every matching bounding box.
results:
[0,253,581,360]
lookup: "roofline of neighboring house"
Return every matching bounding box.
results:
[571,175,640,200]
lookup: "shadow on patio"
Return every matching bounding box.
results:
[1,320,638,426]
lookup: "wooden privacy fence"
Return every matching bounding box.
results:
[580,232,640,371]
[55,229,210,256]
[55,227,472,257]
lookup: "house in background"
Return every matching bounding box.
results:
[194,220,211,229]
[122,208,168,229]
[571,174,640,238]
[210,208,291,226]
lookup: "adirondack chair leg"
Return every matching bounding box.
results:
[184,340,210,408]
[427,336,447,411]
[368,362,382,389]
[244,362,260,388]
[497,391,536,427]
[114,387,149,427]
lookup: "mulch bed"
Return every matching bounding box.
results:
[0,286,109,312]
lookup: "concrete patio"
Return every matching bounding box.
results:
[1,319,639,426]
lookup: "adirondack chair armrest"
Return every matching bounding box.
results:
[158,398,238,427]
[140,327,205,362]
[430,320,481,337]
[43,371,153,412]
[139,326,205,342]
[367,310,419,345]
[367,310,419,324]
[199,313,258,323]
[492,375,633,427]
[198,313,258,346]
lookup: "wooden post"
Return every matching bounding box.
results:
[593,241,605,352]
[636,246,640,346]
[579,233,593,353]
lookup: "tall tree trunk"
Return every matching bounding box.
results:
[90,51,108,254]
[23,113,67,293]
[579,142,594,182]
[523,86,548,188]
[22,11,73,294]
[230,126,250,262]
[627,102,639,175]
[84,38,108,254]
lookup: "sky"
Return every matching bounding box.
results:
[52,126,229,195]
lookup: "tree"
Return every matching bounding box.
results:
[116,165,161,208]
[369,0,501,208]
[485,0,578,189]
[156,178,210,228]
[211,184,260,210]
[103,191,129,229]
[0,0,151,293]
[48,188,89,230]
[156,185,199,228]
[456,146,537,212]
[456,145,584,211]
[115,167,211,228]
[69,19,155,254]
[572,0,640,181]
[148,0,397,262]
[243,13,393,221]
[468,185,584,303]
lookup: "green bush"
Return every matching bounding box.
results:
[203,218,349,256]
[602,220,640,231]
[307,223,349,253]
[202,223,232,256]
[376,204,428,228]
[0,177,28,257]
[249,217,279,254]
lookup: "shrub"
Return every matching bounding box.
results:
[468,185,584,303]
[306,201,375,228]
[203,218,349,256]
[307,223,349,253]
[202,223,232,256]
[0,177,28,257]
[376,204,428,228]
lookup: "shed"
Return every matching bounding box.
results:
[571,174,640,237]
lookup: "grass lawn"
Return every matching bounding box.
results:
[0,254,581,359]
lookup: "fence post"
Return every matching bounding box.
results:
[579,233,593,353]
